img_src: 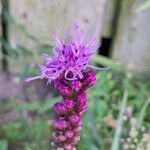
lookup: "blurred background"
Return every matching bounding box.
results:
[0,0,150,150]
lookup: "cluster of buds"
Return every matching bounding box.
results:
[51,71,96,150]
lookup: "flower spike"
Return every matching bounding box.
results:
[26,23,110,150]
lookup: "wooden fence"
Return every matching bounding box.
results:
[0,0,150,76]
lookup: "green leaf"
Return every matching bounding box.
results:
[87,108,101,149]
[137,97,150,129]
[0,140,8,150]
[16,101,40,111]
[111,91,128,150]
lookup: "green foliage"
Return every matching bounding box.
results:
[111,91,128,150]
[136,0,150,12]
[137,97,150,129]
[0,140,8,150]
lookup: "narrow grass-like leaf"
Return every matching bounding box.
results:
[16,101,40,111]
[0,140,8,150]
[137,97,150,129]
[87,107,101,149]
[111,91,128,150]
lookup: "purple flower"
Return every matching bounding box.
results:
[65,130,74,139]
[26,23,110,83]
[53,119,69,130]
[53,99,74,115]
[54,79,73,97]
[25,23,111,150]
[52,132,67,142]
[75,92,87,109]
[53,102,67,115]
[82,71,97,89]
[63,144,74,150]
[73,126,82,132]
[72,136,80,145]
[63,99,74,110]
[70,80,82,92]
[68,114,80,125]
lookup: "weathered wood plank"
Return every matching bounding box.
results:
[111,0,150,75]
[9,0,108,47]
[8,0,108,73]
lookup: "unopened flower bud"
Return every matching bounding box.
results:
[74,126,82,132]
[54,79,73,97]
[53,99,74,115]
[52,132,67,142]
[65,130,74,139]
[68,114,80,125]
[70,80,82,92]
[72,136,80,145]
[82,71,96,89]
[63,99,74,111]
[53,119,69,130]
[75,92,87,113]
[64,144,73,150]
[53,102,67,115]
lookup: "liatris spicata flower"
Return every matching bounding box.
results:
[26,23,110,150]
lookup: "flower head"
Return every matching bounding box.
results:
[26,23,110,83]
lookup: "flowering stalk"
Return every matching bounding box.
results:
[26,23,110,150]
[51,71,96,150]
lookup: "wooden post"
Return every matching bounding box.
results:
[111,0,150,76]
[1,0,9,72]
[8,0,108,73]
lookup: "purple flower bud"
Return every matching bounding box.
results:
[53,102,67,115]
[65,130,74,139]
[72,147,77,150]
[70,80,82,92]
[76,92,87,102]
[68,114,80,125]
[74,92,87,113]
[53,99,74,115]
[53,119,69,130]
[74,126,82,132]
[58,135,67,142]
[63,99,74,111]
[72,136,80,145]
[76,120,83,127]
[64,144,73,150]
[54,79,73,97]
[82,71,96,89]
[60,86,73,97]
[55,147,64,150]
[52,132,67,142]
[72,120,83,128]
